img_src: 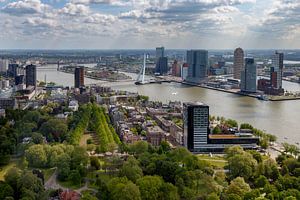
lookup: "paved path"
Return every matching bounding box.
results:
[44,168,97,194]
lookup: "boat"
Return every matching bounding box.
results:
[172,92,178,95]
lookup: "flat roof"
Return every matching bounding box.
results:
[183,102,208,107]
[209,134,257,139]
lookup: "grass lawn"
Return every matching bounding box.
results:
[58,179,82,190]
[197,154,228,169]
[42,168,56,182]
[80,134,92,147]
[0,158,22,181]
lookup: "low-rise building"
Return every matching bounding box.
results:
[68,100,79,111]
[169,123,183,145]
[146,126,166,146]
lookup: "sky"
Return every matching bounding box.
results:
[0,0,299,49]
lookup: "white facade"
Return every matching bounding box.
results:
[182,66,188,80]
[193,107,209,147]
[0,59,9,73]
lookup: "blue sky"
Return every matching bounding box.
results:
[0,0,299,49]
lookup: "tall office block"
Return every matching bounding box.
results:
[156,47,165,59]
[75,67,84,88]
[271,51,284,89]
[155,47,168,75]
[183,102,210,152]
[186,50,208,83]
[241,58,256,93]
[155,57,168,75]
[15,75,24,85]
[25,64,37,88]
[8,64,19,77]
[233,47,244,80]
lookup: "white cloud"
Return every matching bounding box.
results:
[1,0,300,48]
[2,0,50,15]
[59,3,90,16]
[84,13,117,24]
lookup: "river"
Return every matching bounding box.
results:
[37,65,300,145]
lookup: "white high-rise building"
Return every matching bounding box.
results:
[0,59,9,73]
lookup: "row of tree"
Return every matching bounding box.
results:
[68,104,92,145]
[90,104,120,152]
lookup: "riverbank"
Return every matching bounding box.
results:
[170,80,300,102]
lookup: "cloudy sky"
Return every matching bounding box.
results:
[0,0,299,49]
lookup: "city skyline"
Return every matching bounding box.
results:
[0,0,300,49]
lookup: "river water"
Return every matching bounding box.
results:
[37,65,300,145]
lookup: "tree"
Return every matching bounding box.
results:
[69,170,81,185]
[256,158,280,181]
[248,150,263,163]
[81,192,98,200]
[25,144,47,168]
[159,182,180,200]
[70,147,89,172]
[90,157,101,170]
[18,171,45,200]
[31,132,44,144]
[260,138,269,149]
[225,177,251,199]
[56,153,71,181]
[22,111,42,124]
[207,193,220,200]
[225,119,238,128]
[39,119,68,142]
[4,167,20,193]
[158,141,171,153]
[240,123,253,130]
[212,126,222,134]
[136,176,163,200]
[225,145,245,159]
[129,141,149,155]
[0,181,14,199]
[227,152,257,180]
[255,175,268,188]
[111,182,141,200]
[119,157,143,183]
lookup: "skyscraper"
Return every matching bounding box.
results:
[74,67,84,88]
[155,47,168,75]
[233,48,244,80]
[183,102,209,152]
[186,50,208,83]
[155,57,168,75]
[271,51,284,89]
[156,47,164,59]
[241,58,256,93]
[25,64,37,88]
